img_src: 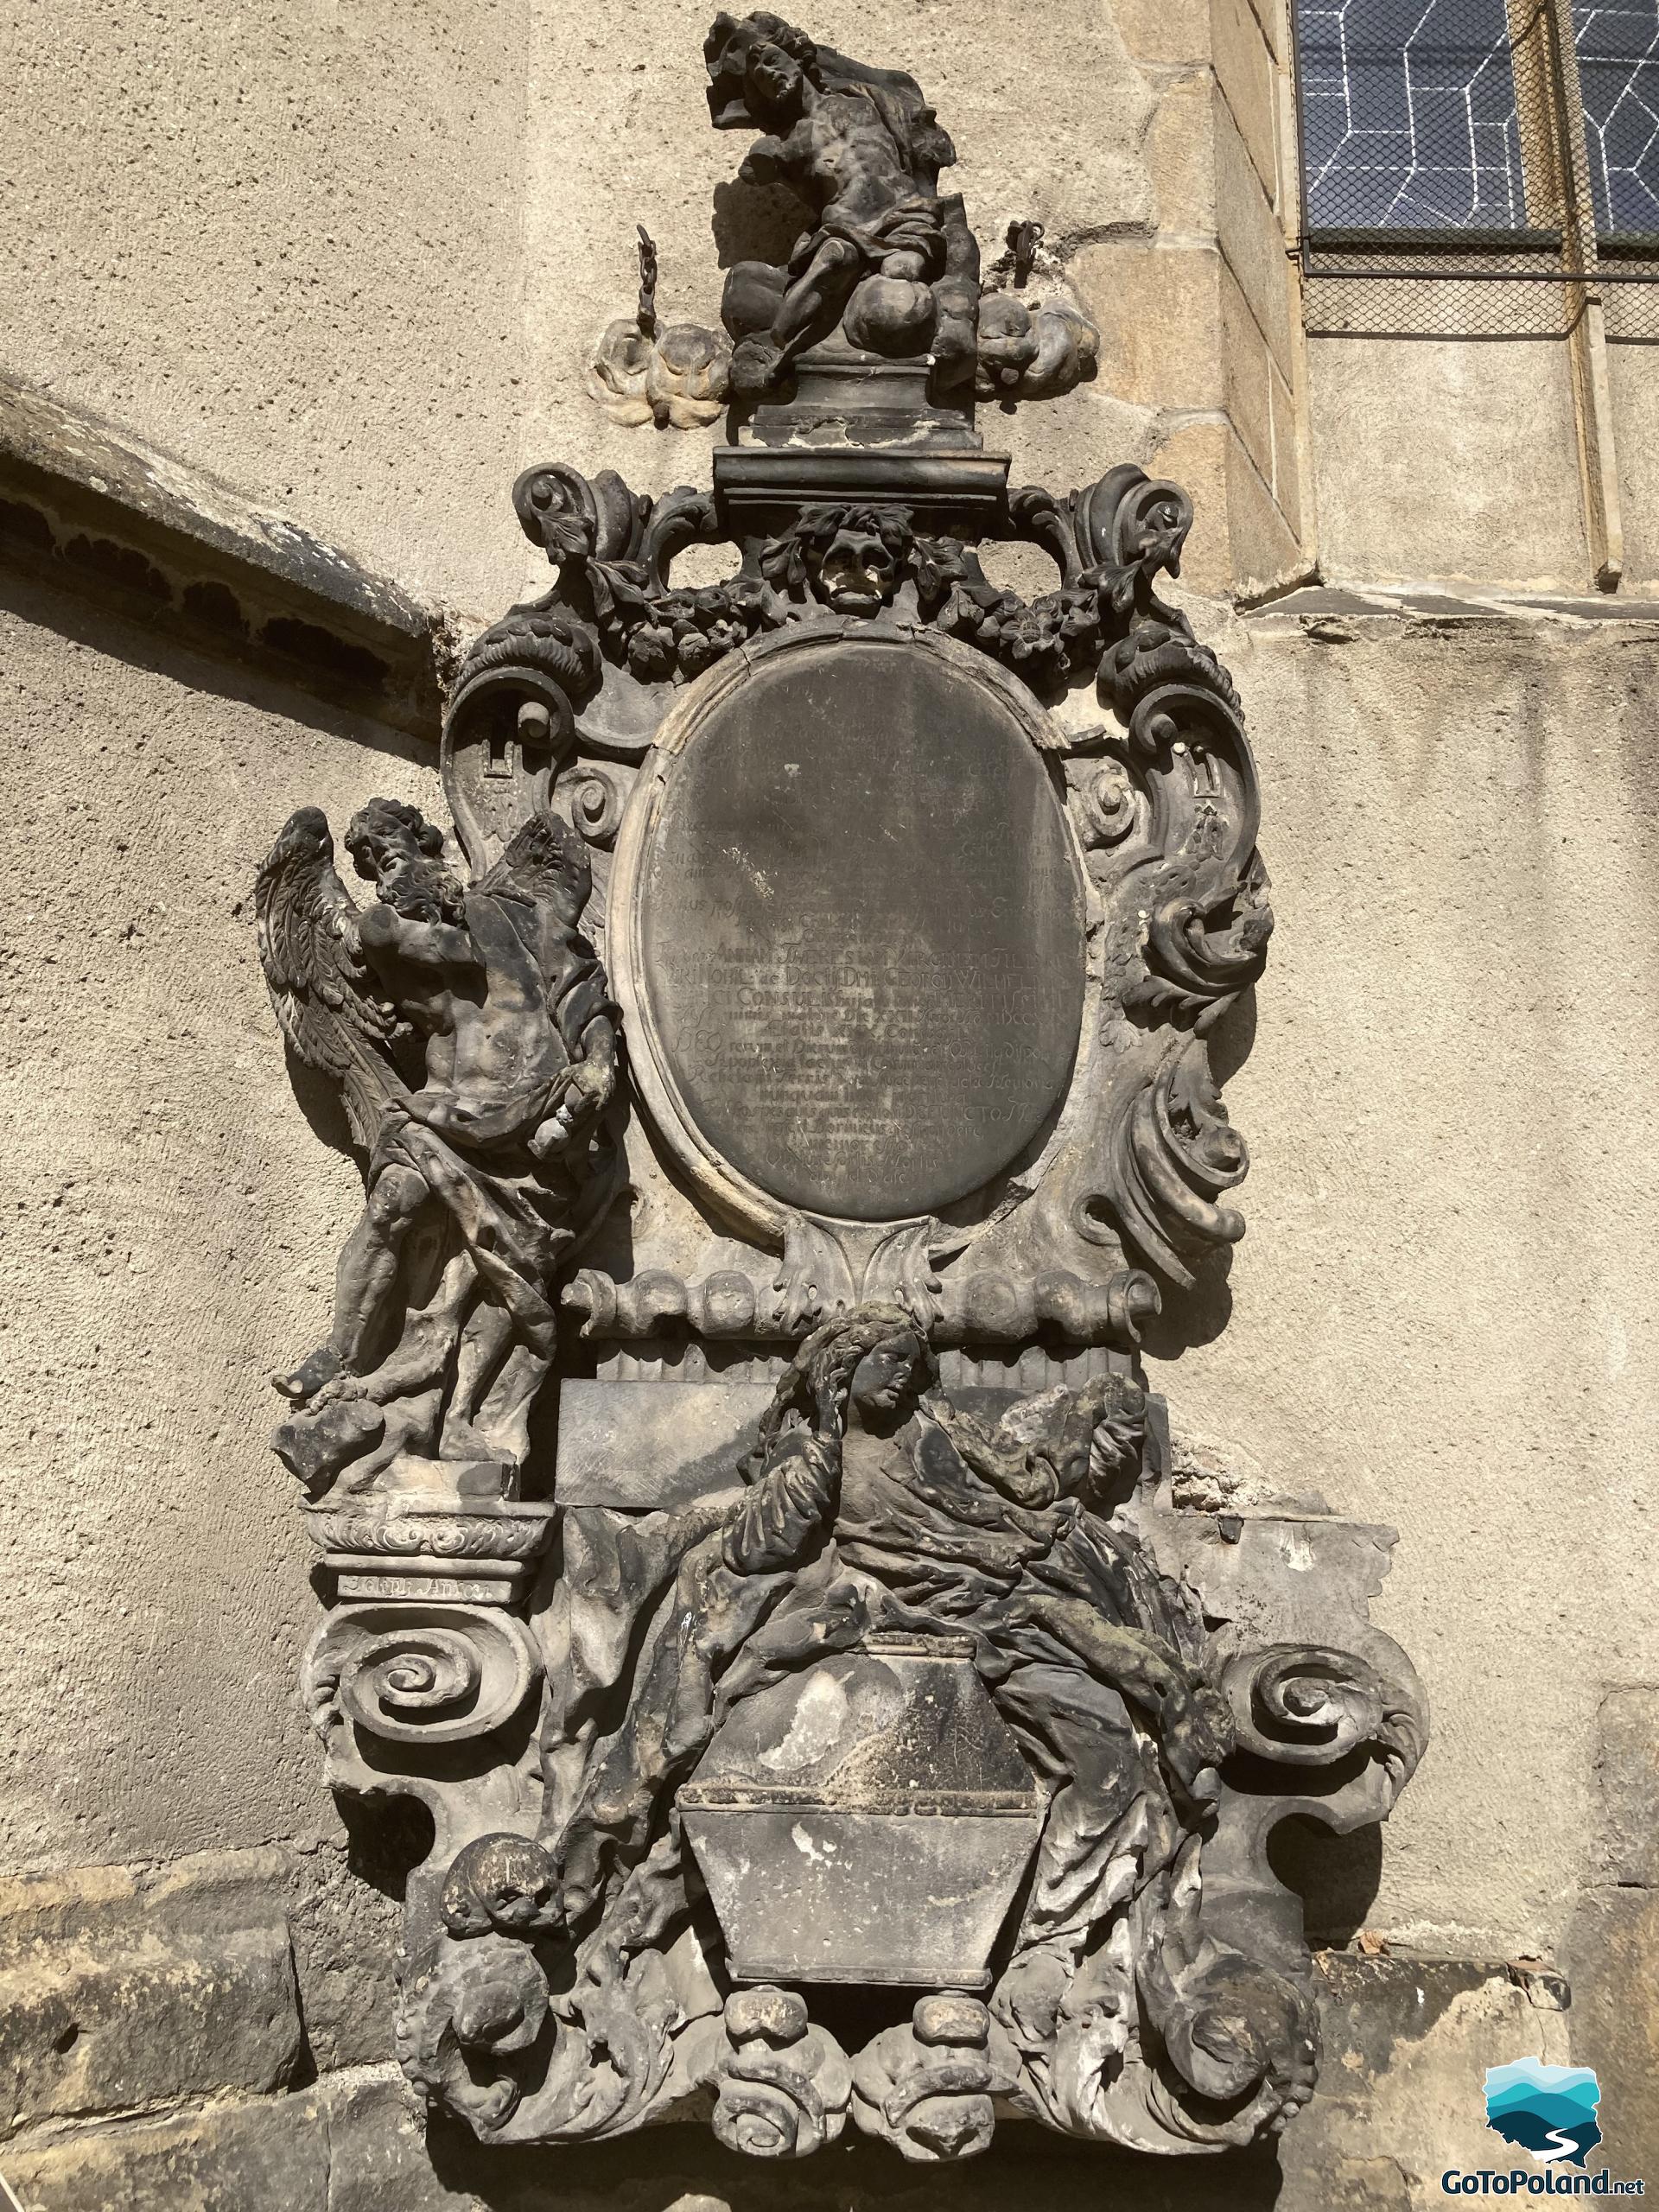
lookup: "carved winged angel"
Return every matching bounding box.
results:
[255,798,619,1497]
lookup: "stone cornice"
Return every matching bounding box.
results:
[0,374,449,736]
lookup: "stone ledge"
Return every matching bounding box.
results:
[0,375,453,737]
[1249,581,1659,629]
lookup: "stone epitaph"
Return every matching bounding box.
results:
[635,631,1084,1220]
[255,12,1425,2167]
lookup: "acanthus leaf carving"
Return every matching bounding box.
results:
[1085,1036,1249,1289]
[399,1930,553,2134]
[770,1215,858,1333]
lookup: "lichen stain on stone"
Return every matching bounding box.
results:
[789,1822,838,1865]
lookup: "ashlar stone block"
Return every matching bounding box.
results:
[0,1849,302,2140]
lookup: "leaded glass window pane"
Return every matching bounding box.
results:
[1572,2,1659,235]
[1300,0,1527,231]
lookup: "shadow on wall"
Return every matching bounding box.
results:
[426,2113,1287,2209]
[331,1785,435,1911]
[0,562,435,780]
[1271,1817,1386,1949]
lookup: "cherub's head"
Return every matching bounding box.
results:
[776,501,911,614]
[346,798,467,925]
[818,512,904,613]
[705,10,819,128]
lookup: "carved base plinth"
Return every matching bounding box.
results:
[729,343,981,453]
[303,1497,556,1607]
[297,1347,1423,2161]
[713,440,1011,537]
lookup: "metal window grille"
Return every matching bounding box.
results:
[1294,0,1659,338]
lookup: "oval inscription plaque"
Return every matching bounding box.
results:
[638,633,1085,1223]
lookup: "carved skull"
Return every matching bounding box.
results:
[819,521,900,613]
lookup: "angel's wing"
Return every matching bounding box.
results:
[474,808,614,1062]
[255,807,409,1147]
[474,804,592,918]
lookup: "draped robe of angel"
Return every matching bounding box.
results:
[255,799,618,1493]
[531,1310,1313,2145]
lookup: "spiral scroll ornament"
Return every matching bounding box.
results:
[554,760,628,850]
[303,1604,540,1749]
[710,1988,852,2159]
[399,1931,553,2134]
[1224,1643,1428,1789]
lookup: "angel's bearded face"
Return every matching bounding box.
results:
[346,801,467,926]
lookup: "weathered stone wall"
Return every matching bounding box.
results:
[1607,346,1659,593]
[0,569,442,1876]
[1181,591,1659,1962]
[1305,338,1592,591]
[0,0,531,618]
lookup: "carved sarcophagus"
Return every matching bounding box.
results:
[680,1636,1048,1989]
[251,6,1427,2171]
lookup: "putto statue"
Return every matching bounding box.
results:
[590,9,1098,427]
[704,9,982,395]
[255,800,617,1497]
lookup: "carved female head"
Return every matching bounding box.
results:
[751,1302,934,1464]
